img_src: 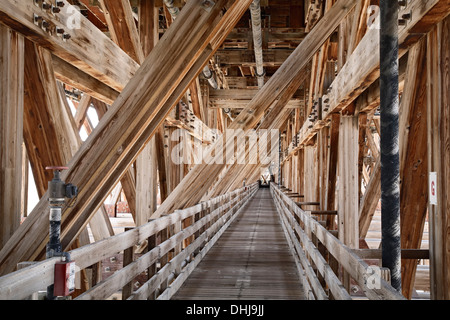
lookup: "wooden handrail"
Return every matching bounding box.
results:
[0,183,258,300]
[270,183,406,300]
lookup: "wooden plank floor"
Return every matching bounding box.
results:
[172,188,305,300]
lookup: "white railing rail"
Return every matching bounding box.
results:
[0,183,259,300]
[271,183,405,300]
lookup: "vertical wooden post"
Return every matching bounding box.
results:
[122,227,135,300]
[136,139,158,227]
[157,220,169,295]
[325,113,340,230]
[304,146,316,204]
[135,0,160,227]
[0,25,24,249]
[147,220,157,300]
[91,262,102,288]
[427,17,450,300]
[398,38,429,299]
[337,115,359,291]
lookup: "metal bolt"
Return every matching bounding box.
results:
[56,1,65,7]
[398,19,407,26]
[52,6,61,13]
[201,0,215,11]
[402,12,412,20]
[398,0,407,7]
[63,33,71,40]
[42,2,51,10]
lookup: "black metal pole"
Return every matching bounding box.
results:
[380,0,401,292]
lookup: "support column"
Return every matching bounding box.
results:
[135,0,160,224]
[136,139,158,227]
[0,25,24,249]
[379,0,401,292]
[337,116,359,248]
[427,16,450,300]
[337,115,359,291]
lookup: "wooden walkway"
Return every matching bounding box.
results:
[172,188,305,300]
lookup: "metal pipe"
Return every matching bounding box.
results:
[380,0,401,292]
[163,0,180,19]
[250,0,265,89]
[45,167,78,299]
[163,0,218,89]
[202,65,219,90]
[223,108,234,121]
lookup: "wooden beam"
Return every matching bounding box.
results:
[427,15,450,300]
[52,55,119,105]
[290,0,450,156]
[73,95,92,130]
[0,25,24,249]
[359,158,381,238]
[208,107,292,198]
[0,0,253,276]
[398,38,429,299]
[355,249,430,260]
[77,0,108,28]
[210,88,304,101]
[151,0,358,219]
[91,95,139,225]
[136,139,158,227]
[325,113,340,229]
[23,40,114,250]
[337,115,359,292]
[337,116,359,250]
[357,112,368,200]
[216,49,294,67]
[23,39,79,197]
[142,0,167,216]
[99,0,144,64]
[0,0,139,92]
[210,100,303,109]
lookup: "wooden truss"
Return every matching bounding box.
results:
[0,0,449,300]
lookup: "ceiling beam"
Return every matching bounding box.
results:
[151,0,358,219]
[287,0,450,159]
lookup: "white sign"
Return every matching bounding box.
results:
[429,172,437,205]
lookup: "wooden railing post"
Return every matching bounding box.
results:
[147,221,157,300]
[157,216,169,294]
[122,227,135,300]
[173,210,182,276]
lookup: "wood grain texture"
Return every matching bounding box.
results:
[172,188,305,300]
[0,0,253,276]
[0,25,24,249]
